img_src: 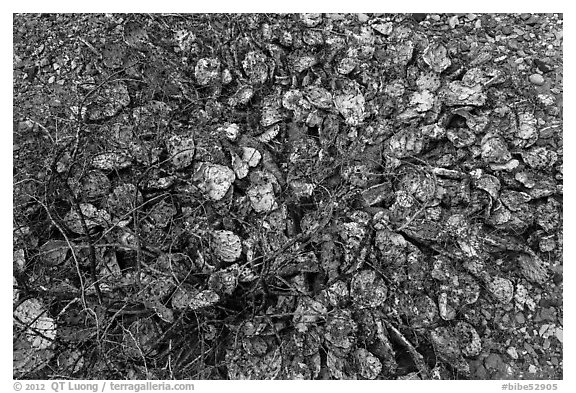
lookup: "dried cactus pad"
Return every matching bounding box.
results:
[430,327,470,375]
[333,79,366,126]
[242,51,269,85]
[455,321,482,357]
[86,81,130,121]
[171,284,220,311]
[166,134,195,169]
[64,203,110,234]
[212,230,242,262]
[351,270,388,308]
[517,253,549,284]
[423,42,452,73]
[79,170,111,201]
[122,319,161,358]
[39,240,69,266]
[195,57,221,86]
[487,276,514,304]
[92,152,132,171]
[106,183,143,217]
[247,171,278,213]
[14,298,57,350]
[195,162,236,201]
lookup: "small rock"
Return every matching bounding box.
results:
[506,347,519,360]
[538,324,550,337]
[411,13,427,22]
[218,123,240,141]
[551,357,559,366]
[555,327,563,343]
[534,59,553,73]
[501,26,513,35]
[448,15,459,29]
[529,73,545,85]
[242,147,261,167]
[508,39,520,51]
[552,272,562,285]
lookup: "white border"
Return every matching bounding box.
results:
[4,4,570,391]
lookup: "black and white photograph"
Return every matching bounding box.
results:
[12,8,564,384]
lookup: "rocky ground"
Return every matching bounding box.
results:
[13,13,562,380]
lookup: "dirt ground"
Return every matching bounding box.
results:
[13,13,562,380]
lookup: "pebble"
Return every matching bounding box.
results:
[411,13,427,22]
[534,59,553,73]
[507,347,519,360]
[555,30,563,40]
[508,39,519,50]
[538,324,550,336]
[551,357,559,366]
[552,272,562,285]
[529,73,545,85]
[538,298,552,307]
[357,13,369,23]
[501,26,513,35]
[39,57,50,67]
[528,365,538,374]
[524,342,538,357]
[515,312,526,324]
[325,13,345,20]
[555,327,563,343]
[468,358,487,376]
[484,353,504,371]
[540,307,556,322]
